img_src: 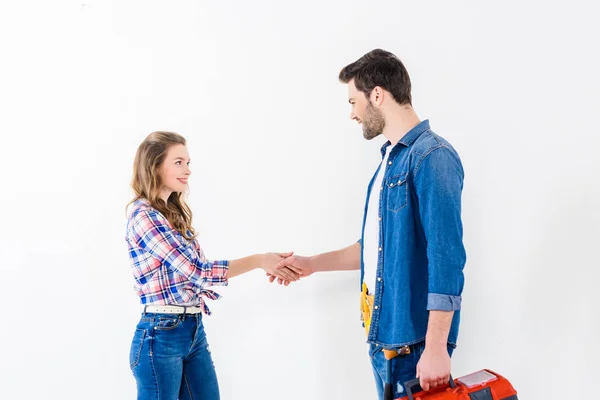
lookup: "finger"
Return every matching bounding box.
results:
[276,267,299,281]
[277,277,284,285]
[268,275,276,283]
[286,265,303,275]
[420,377,429,391]
[286,268,300,280]
[284,280,290,286]
[275,256,295,270]
[282,270,300,282]
[271,270,291,282]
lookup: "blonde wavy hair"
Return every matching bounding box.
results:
[128,131,196,240]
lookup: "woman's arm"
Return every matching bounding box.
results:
[130,209,299,284]
[228,253,299,281]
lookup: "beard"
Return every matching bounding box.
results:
[362,101,385,140]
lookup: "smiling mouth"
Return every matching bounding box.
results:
[177,178,188,184]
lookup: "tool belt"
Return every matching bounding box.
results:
[360,282,375,337]
[360,285,518,400]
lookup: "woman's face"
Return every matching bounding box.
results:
[159,144,191,198]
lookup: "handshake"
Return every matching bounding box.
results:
[260,252,314,286]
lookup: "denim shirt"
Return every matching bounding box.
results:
[359,120,466,348]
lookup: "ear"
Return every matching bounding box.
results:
[370,86,384,107]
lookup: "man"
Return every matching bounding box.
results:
[272,49,466,399]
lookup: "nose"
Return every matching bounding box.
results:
[350,110,357,121]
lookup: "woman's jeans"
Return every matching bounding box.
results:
[129,312,220,400]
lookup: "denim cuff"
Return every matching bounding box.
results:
[427,293,462,311]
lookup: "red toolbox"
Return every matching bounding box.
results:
[399,369,518,400]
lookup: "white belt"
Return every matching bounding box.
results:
[143,305,204,314]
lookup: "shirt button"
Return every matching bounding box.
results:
[374,306,379,310]
[378,217,382,221]
[378,247,382,252]
[380,186,383,191]
[377,277,382,282]
[388,161,392,165]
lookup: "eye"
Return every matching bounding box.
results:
[175,161,182,165]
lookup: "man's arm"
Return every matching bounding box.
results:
[425,311,454,349]
[417,310,454,390]
[413,145,466,390]
[270,242,361,283]
[309,242,362,273]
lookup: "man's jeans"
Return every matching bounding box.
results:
[369,341,454,399]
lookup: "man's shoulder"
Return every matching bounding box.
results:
[411,129,456,157]
[407,130,462,178]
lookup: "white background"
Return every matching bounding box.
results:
[0,1,598,399]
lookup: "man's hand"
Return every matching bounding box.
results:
[259,252,300,285]
[416,345,451,391]
[267,254,314,285]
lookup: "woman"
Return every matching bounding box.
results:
[126,131,299,400]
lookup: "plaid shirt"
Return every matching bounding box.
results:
[125,199,228,315]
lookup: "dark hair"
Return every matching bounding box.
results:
[339,49,412,106]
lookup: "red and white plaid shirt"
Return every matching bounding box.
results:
[125,199,228,315]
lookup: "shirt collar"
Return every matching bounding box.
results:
[380,119,431,156]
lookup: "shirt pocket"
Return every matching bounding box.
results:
[386,173,408,213]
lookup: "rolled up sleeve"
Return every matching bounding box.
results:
[413,146,466,311]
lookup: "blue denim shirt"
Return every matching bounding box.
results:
[359,120,466,348]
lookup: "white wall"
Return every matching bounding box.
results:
[0,1,598,399]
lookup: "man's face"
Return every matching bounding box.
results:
[347,79,385,140]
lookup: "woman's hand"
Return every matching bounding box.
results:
[259,252,300,285]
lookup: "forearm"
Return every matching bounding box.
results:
[227,254,261,279]
[425,310,454,350]
[310,242,361,272]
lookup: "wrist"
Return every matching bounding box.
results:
[425,339,448,352]
[253,254,265,271]
[308,255,319,273]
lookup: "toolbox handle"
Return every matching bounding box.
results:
[405,375,455,400]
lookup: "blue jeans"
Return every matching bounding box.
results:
[369,341,454,400]
[129,312,220,400]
